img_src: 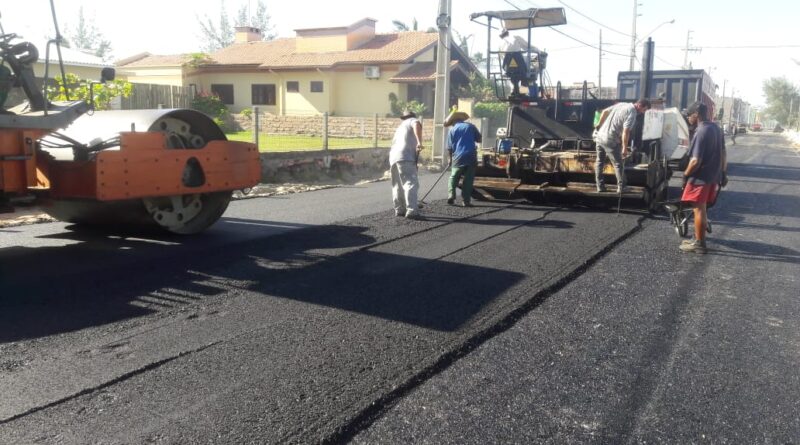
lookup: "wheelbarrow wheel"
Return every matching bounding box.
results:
[676,217,689,237]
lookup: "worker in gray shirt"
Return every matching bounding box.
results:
[593,98,651,192]
[389,110,424,219]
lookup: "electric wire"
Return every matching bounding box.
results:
[547,27,630,57]
[555,0,631,37]
[501,0,630,57]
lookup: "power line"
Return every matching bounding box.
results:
[547,27,630,57]
[658,44,800,49]
[556,0,631,38]
[655,55,681,68]
[502,0,630,57]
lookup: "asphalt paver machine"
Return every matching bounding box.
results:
[468,7,670,211]
[0,2,261,233]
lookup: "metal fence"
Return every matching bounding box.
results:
[245,109,425,155]
[242,108,490,163]
[120,83,195,110]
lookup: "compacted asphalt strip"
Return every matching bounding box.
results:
[352,134,800,444]
[0,174,646,442]
[1,135,796,443]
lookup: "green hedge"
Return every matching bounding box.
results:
[473,102,508,129]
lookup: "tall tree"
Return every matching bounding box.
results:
[65,7,113,61]
[253,0,276,40]
[200,0,275,51]
[762,77,799,125]
[198,0,234,52]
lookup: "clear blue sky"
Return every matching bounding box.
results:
[3,0,799,106]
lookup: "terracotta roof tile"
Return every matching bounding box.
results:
[117,53,192,68]
[208,32,438,69]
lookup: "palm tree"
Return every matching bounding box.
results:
[392,18,418,32]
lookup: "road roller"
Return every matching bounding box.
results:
[0,5,261,234]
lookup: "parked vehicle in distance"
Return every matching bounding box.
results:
[751,123,762,131]
[773,124,784,133]
[737,124,748,134]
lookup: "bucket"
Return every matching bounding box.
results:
[498,138,513,154]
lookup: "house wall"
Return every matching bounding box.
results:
[119,67,184,86]
[31,62,104,82]
[296,35,348,53]
[414,47,435,63]
[192,71,283,114]
[333,68,402,117]
[282,71,333,115]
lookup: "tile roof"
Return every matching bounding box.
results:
[391,61,459,83]
[208,32,439,69]
[31,40,107,67]
[116,53,192,68]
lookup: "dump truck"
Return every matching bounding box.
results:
[618,69,717,119]
[467,7,672,211]
[0,2,261,234]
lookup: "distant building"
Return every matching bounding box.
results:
[117,19,478,116]
[6,40,109,107]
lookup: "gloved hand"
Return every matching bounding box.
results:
[720,171,728,188]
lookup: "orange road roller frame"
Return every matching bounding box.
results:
[45,131,261,201]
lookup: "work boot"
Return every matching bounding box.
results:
[405,211,424,220]
[596,186,607,193]
[679,239,707,254]
[447,197,455,205]
[395,208,406,217]
[462,201,473,208]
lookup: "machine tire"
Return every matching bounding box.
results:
[144,192,231,235]
[44,192,232,235]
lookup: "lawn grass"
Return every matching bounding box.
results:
[226,131,392,152]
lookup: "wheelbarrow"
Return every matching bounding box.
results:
[661,185,719,238]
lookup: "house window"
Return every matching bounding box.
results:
[407,84,424,102]
[210,84,234,105]
[310,81,324,93]
[252,84,276,105]
[286,81,299,92]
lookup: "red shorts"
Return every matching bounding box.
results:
[681,182,718,205]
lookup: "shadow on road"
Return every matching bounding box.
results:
[710,238,800,265]
[727,162,800,182]
[0,213,525,342]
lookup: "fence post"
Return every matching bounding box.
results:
[373,113,379,148]
[480,117,489,148]
[323,112,329,151]
[253,106,260,150]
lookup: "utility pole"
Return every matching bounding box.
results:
[628,0,639,71]
[433,0,452,167]
[682,30,701,69]
[718,79,726,121]
[598,29,603,95]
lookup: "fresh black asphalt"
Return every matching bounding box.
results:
[0,134,797,443]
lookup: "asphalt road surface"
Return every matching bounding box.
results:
[1,134,798,444]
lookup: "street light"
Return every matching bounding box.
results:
[636,19,675,45]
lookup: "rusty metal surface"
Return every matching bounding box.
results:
[473,176,645,199]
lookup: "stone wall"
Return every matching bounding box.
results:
[234,114,436,141]
[258,148,390,184]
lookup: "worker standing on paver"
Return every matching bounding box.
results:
[389,110,424,219]
[445,110,482,207]
[680,101,727,254]
[593,98,651,193]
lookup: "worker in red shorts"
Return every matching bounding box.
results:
[680,102,727,254]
